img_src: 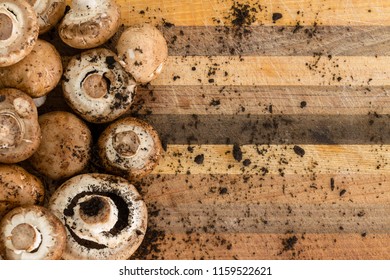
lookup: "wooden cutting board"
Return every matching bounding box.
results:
[44,0,390,259]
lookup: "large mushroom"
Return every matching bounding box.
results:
[0,88,41,164]
[63,48,136,123]
[28,111,92,180]
[0,39,63,98]
[48,173,147,260]
[58,0,120,49]
[98,117,162,182]
[116,24,168,84]
[25,0,66,34]
[0,164,45,219]
[0,0,39,67]
[0,205,66,260]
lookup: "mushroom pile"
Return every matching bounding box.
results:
[0,0,168,260]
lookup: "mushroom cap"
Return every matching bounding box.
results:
[28,111,92,180]
[63,48,136,123]
[98,117,162,182]
[116,24,168,84]
[0,0,39,67]
[25,0,67,34]
[58,0,120,49]
[0,164,44,219]
[0,88,41,163]
[48,173,147,260]
[0,39,63,98]
[0,205,67,260]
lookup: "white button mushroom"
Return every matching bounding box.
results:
[63,48,136,123]
[0,205,66,260]
[48,173,147,260]
[0,164,45,219]
[58,0,120,49]
[0,39,63,98]
[98,117,162,182]
[116,24,168,84]
[0,88,41,164]
[25,0,66,34]
[0,0,39,67]
[28,111,92,180]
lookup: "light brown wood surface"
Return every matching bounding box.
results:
[53,0,390,259]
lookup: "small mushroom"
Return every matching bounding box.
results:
[58,0,120,49]
[0,0,39,67]
[116,24,168,84]
[48,173,147,260]
[0,205,66,260]
[0,88,41,164]
[25,0,66,34]
[0,39,63,98]
[98,117,162,182]
[28,111,92,180]
[0,164,44,219]
[63,48,136,123]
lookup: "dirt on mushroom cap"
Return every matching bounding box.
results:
[28,111,92,180]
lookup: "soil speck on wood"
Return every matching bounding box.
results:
[233,143,243,162]
[194,154,205,164]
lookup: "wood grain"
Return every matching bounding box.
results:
[152,145,390,175]
[161,26,390,56]
[52,0,390,260]
[120,0,390,26]
[152,56,390,86]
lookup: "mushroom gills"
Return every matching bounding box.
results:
[63,191,131,249]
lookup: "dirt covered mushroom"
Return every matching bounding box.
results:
[0,39,63,98]
[48,173,147,260]
[0,0,39,67]
[0,88,41,163]
[0,205,66,260]
[28,111,92,180]
[63,48,136,123]
[58,0,120,49]
[0,164,44,219]
[116,24,168,84]
[26,0,66,34]
[98,117,162,182]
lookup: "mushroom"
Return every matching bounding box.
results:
[0,88,41,164]
[98,117,162,182]
[116,24,168,84]
[0,39,63,98]
[0,164,45,219]
[58,0,120,49]
[63,48,136,123]
[32,95,47,108]
[25,0,66,34]
[28,111,92,180]
[0,0,39,67]
[0,205,66,260]
[48,173,147,260]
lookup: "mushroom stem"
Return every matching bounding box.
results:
[82,73,109,99]
[9,223,42,253]
[0,111,24,149]
[113,130,141,157]
[72,195,118,244]
[0,8,18,45]
[0,13,13,41]
[72,0,99,11]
